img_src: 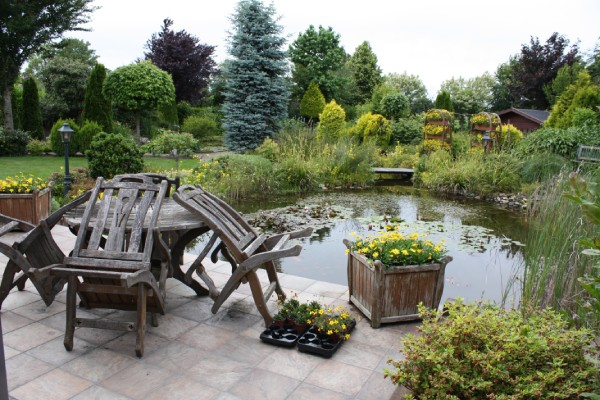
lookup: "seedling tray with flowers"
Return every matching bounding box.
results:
[260,324,305,347]
[260,297,321,347]
[297,318,356,358]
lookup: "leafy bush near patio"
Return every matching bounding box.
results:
[515,125,599,159]
[0,128,30,156]
[87,133,143,179]
[142,130,199,156]
[384,301,598,399]
[75,120,103,154]
[182,114,220,142]
[26,139,52,155]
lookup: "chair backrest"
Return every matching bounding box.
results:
[71,177,168,266]
[113,174,180,197]
[174,185,261,262]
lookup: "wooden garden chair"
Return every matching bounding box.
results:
[173,185,313,327]
[0,192,91,308]
[32,177,171,357]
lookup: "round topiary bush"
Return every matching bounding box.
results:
[384,300,598,399]
[355,112,392,146]
[86,132,144,179]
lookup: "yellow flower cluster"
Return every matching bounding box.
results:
[347,227,447,269]
[309,305,354,341]
[0,174,48,194]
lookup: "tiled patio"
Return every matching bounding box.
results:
[1,225,413,400]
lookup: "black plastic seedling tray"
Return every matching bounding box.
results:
[259,325,307,347]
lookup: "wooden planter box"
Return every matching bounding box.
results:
[0,188,51,225]
[345,241,452,328]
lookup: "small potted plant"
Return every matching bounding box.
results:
[343,225,452,327]
[308,304,355,343]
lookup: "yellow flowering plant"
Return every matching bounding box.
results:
[0,174,48,194]
[307,304,355,341]
[346,227,448,268]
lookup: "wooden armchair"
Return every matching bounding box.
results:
[0,192,91,308]
[173,185,313,327]
[33,177,170,357]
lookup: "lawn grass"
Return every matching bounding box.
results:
[0,156,199,179]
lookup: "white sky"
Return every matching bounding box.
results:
[70,0,600,97]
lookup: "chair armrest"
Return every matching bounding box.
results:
[152,228,172,265]
[263,227,313,249]
[45,190,92,229]
[239,244,303,271]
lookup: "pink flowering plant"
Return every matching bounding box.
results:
[346,227,448,268]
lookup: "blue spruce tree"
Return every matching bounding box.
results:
[223,0,288,152]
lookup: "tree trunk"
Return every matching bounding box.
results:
[134,110,141,143]
[2,84,14,132]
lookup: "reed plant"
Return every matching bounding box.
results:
[520,171,600,329]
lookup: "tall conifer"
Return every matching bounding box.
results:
[82,63,112,132]
[223,0,288,151]
[21,77,44,139]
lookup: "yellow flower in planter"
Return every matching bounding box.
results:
[347,228,447,268]
[0,174,48,194]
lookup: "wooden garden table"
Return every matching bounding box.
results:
[62,197,212,296]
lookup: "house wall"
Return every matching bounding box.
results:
[499,112,541,134]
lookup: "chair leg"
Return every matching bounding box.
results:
[246,271,273,328]
[0,263,20,308]
[64,276,77,351]
[16,275,28,291]
[264,261,285,301]
[135,285,147,358]
[151,312,158,327]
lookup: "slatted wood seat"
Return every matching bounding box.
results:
[173,185,313,327]
[33,177,171,357]
[0,193,91,308]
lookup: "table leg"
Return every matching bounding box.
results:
[169,227,211,296]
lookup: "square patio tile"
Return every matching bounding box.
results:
[5,353,54,391]
[141,341,209,373]
[169,298,215,323]
[62,348,135,382]
[177,323,237,352]
[184,353,254,391]
[257,346,324,380]
[100,363,174,399]
[1,311,34,333]
[3,321,63,352]
[4,344,21,359]
[25,335,95,366]
[303,281,348,299]
[12,299,66,321]
[287,383,351,400]
[1,291,41,311]
[146,313,198,340]
[70,385,133,400]
[143,375,220,400]
[278,274,317,292]
[9,368,92,400]
[355,370,399,400]
[102,331,169,358]
[227,368,300,400]
[304,359,372,396]
[204,308,262,333]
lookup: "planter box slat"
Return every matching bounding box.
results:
[346,248,452,328]
[0,188,51,225]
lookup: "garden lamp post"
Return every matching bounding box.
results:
[59,123,74,198]
[482,131,491,157]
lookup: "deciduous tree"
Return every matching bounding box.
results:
[145,18,216,104]
[223,0,288,152]
[103,61,175,141]
[384,73,430,114]
[289,25,347,101]
[0,1,95,131]
[509,33,579,109]
[440,73,495,115]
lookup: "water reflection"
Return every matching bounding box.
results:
[190,186,526,306]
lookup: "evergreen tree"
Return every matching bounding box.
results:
[434,90,454,112]
[300,82,326,122]
[21,77,44,139]
[223,0,288,152]
[348,41,383,102]
[11,85,22,130]
[82,63,112,132]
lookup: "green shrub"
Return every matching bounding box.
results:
[384,300,597,399]
[450,132,470,159]
[142,130,199,156]
[300,81,326,121]
[354,112,392,146]
[255,137,280,162]
[515,125,599,159]
[111,121,133,136]
[317,100,346,141]
[378,144,419,169]
[495,123,523,151]
[26,139,52,155]
[317,139,377,188]
[0,128,31,156]
[87,132,144,179]
[390,117,423,145]
[182,115,220,142]
[49,119,79,156]
[75,120,103,154]
[275,158,317,192]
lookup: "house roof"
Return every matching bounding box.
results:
[496,108,550,124]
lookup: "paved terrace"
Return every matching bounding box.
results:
[1,225,412,400]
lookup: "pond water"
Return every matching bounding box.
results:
[188,184,528,306]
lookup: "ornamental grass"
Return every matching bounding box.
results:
[346,228,447,268]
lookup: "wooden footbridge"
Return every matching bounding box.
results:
[372,167,414,180]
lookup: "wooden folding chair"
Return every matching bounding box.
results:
[173,185,313,327]
[33,177,170,357]
[0,192,91,308]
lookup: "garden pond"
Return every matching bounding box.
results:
[188,184,528,307]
